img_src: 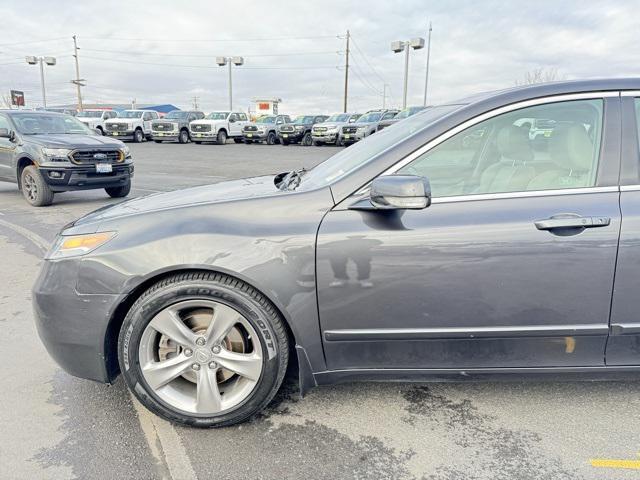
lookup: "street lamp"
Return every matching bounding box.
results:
[26,56,56,108]
[391,38,424,108]
[216,56,244,110]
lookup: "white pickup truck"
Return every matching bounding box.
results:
[104,110,159,143]
[76,109,119,135]
[189,111,249,145]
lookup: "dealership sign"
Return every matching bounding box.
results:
[10,90,25,107]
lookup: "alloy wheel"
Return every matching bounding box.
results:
[23,172,38,202]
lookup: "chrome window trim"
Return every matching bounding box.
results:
[382,91,617,177]
[324,324,609,341]
[431,186,619,204]
[620,91,640,97]
[620,185,640,192]
[611,323,640,335]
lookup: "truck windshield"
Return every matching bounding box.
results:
[164,111,188,120]
[206,112,229,120]
[327,114,350,122]
[358,112,383,123]
[118,111,144,119]
[12,114,94,135]
[296,105,461,190]
[294,116,316,124]
[77,111,104,118]
[256,116,276,124]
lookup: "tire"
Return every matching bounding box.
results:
[118,272,289,428]
[97,127,105,136]
[179,130,189,144]
[20,165,54,207]
[105,180,131,198]
[133,129,144,143]
[266,132,277,145]
[216,129,227,145]
[301,132,312,146]
[154,140,162,144]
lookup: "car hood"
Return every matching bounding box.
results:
[315,122,344,129]
[71,175,284,228]
[24,134,125,149]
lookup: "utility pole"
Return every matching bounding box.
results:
[422,22,432,106]
[343,30,350,113]
[192,96,199,110]
[71,35,85,111]
[216,56,244,110]
[382,83,388,109]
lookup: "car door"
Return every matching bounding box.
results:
[317,94,621,370]
[237,113,249,132]
[0,113,17,181]
[228,113,240,136]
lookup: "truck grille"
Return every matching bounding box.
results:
[190,124,211,132]
[244,125,258,132]
[71,149,123,165]
[313,126,328,133]
[279,125,295,133]
[107,123,128,131]
[153,122,176,132]
[342,126,357,134]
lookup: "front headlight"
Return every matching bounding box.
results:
[121,145,131,159]
[294,125,305,131]
[357,126,367,132]
[46,232,117,260]
[256,126,266,132]
[42,148,73,161]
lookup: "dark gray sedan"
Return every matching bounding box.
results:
[33,79,640,427]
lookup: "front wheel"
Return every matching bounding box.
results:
[301,132,313,146]
[21,165,54,207]
[266,132,277,145]
[133,129,144,143]
[179,130,189,144]
[118,272,289,428]
[216,129,227,145]
[105,180,131,198]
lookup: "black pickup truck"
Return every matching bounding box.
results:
[277,115,329,145]
[0,110,133,206]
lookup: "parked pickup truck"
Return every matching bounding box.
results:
[242,114,291,145]
[339,109,399,145]
[0,110,133,206]
[105,110,159,143]
[189,111,249,145]
[151,110,204,144]
[76,109,118,135]
[277,115,328,146]
[311,112,361,145]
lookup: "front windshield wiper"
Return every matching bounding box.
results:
[276,167,307,191]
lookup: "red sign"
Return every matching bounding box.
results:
[258,103,270,110]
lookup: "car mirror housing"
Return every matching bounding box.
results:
[368,175,431,210]
[0,128,15,141]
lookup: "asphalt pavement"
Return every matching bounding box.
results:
[1,141,639,480]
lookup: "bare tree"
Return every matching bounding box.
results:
[0,93,13,109]
[516,67,565,86]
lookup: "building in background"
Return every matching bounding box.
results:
[248,97,282,120]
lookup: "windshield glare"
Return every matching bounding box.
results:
[206,112,229,120]
[164,111,188,119]
[118,111,144,119]
[358,112,383,123]
[294,116,316,124]
[256,116,275,124]
[77,111,103,118]
[12,114,94,135]
[327,114,349,122]
[298,105,459,190]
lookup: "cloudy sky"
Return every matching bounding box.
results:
[1,0,639,115]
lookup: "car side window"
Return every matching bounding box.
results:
[382,112,397,120]
[229,113,237,122]
[0,114,11,131]
[142,113,150,121]
[397,99,604,198]
[238,113,247,121]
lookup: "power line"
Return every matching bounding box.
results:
[0,37,67,47]
[81,55,338,69]
[81,48,341,58]
[81,34,339,43]
[349,35,388,85]
[349,55,383,95]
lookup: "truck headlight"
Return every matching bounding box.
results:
[294,125,305,131]
[46,232,117,260]
[121,146,131,159]
[42,148,73,161]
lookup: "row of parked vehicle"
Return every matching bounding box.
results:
[75,106,428,147]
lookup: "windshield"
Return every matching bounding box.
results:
[358,112,383,123]
[118,111,144,119]
[206,112,229,120]
[12,113,94,135]
[327,114,350,122]
[164,111,188,120]
[395,106,426,120]
[293,116,316,124]
[77,110,103,118]
[256,116,275,124]
[297,105,460,190]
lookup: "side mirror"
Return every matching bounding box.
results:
[0,128,15,141]
[369,175,431,210]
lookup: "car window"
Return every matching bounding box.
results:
[229,113,237,121]
[397,99,604,198]
[239,113,247,121]
[0,114,11,131]
[143,113,151,121]
[382,112,397,120]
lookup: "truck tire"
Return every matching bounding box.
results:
[179,130,189,144]
[216,129,227,145]
[105,180,131,198]
[266,132,277,145]
[21,165,54,207]
[302,132,313,146]
[133,129,144,143]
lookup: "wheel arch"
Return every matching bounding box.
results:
[104,266,299,382]
[16,156,36,187]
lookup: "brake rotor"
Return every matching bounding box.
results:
[157,307,245,384]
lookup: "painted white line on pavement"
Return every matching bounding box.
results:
[130,394,198,480]
[0,218,50,253]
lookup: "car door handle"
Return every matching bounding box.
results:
[534,215,610,230]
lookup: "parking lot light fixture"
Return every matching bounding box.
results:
[217,56,244,110]
[391,38,424,108]
[25,55,57,108]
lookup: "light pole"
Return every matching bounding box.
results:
[216,56,244,110]
[391,38,424,109]
[26,56,56,108]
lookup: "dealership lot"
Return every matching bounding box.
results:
[2,142,640,480]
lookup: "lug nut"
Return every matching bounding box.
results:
[211,345,221,354]
[208,362,218,369]
[191,363,200,371]
[196,337,206,346]
[184,348,193,357]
